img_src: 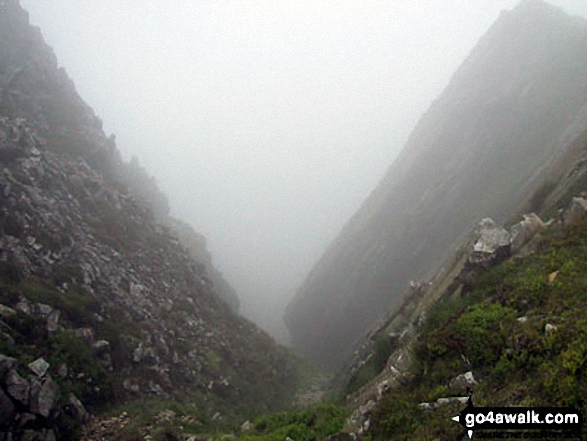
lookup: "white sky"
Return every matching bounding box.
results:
[19,0,587,341]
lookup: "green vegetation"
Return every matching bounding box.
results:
[365,220,587,439]
[92,401,347,441]
[48,330,114,404]
[0,278,120,403]
[227,403,348,441]
[108,399,217,441]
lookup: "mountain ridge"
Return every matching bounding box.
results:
[285,0,587,370]
[0,2,297,438]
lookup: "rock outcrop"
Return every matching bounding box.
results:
[0,353,86,441]
[338,200,567,436]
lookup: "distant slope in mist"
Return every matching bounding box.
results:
[285,0,587,370]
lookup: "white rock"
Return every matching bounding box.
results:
[28,358,50,377]
[241,420,254,432]
[545,323,557,333]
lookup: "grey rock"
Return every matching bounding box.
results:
[516,232,544,258]
[376,380,389,398]
[1,333,14,346]
[28,358,49,378]
[122,378,140,393]
[92,340,110,355]
[545,323,557,333]
[133,344,143,363]
[564,197,587,226]
[14,298,31,315]
[74,328,94,343]
[359,400,376,416]
[436,396,468,406]
[241,420,254,432]
[30,377,59,418]
[46,310,60,333]
[20,430,43,441]
[5,369,29,405]
[35,304,52,318]
[15,413,37,429]
[130,282,144,297]
[448,371,477,394]
[2,182,11,197]
[0,305,16,319]
[510,214,544,254]
[363,419,370,432]
[64,393,90,424]
[469,218,511,264]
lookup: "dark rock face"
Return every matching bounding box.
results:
[0,0,297,434]
[286,0,587,370]
[0,387,16,426]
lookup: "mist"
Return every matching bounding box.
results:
[19,0,587,342]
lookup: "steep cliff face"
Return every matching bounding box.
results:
[285,0,587,370]
[0,1,296,438]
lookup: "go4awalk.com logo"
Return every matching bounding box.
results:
[451,399,583,439]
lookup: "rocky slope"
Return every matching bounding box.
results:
[339,187,587,440]
[285,0,587,370]
[326,73,587,437]
[0,1,297,439]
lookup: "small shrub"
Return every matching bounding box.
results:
[48,330,114,405]
[248,403,347,440]
[455,303,516,366]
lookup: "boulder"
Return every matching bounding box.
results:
[74,328,94,343]
[34,304,52,318]
[510,214,545,254]
[64,393,90,424]
[469,219,511,264]
[563,197,587,226]
[45,310,60,333]
[0,305,16,319]
[241,420,254,432]
[359,400,376,416]
[29,377,59,418]
[92,340,110,355]
[545,323,557,333]
[5,369,29,405]
[28,358,49,378]
[376,380,390,399]
[14,412,37,430]
[14,298,32,316]
[448,371,477,395]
